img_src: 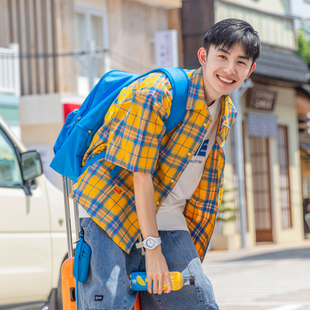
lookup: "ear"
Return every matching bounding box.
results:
[197,47,207,67]
[246,62,256,79]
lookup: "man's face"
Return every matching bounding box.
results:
[198,44,256,103]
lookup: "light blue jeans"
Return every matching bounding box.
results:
[78,218,219,310]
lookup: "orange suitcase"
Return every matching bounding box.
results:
[61,176,141,310]
[61,257,76,310]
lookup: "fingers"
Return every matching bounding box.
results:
[163,271,172,294]
[157,273,163,295]
[147,273,152,294]
[147,273,165,294]
[144,248,171,294]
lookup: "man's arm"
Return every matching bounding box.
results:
[133,172,172,294]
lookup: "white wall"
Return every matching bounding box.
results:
[20,93,85,190]
[224,0,290,15]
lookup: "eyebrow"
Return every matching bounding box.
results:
[217,48,250,61]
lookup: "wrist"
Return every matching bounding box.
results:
[145,245,162,255]
[145,244,161,252]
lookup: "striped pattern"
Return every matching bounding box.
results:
[71,67,237,259]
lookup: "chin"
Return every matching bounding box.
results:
[215,87,231,97]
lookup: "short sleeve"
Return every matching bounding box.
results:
[105,83,171,174]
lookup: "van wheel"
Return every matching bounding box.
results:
[56,274,63,310]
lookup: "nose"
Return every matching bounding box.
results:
[224,61,236,75]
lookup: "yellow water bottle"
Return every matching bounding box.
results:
[130,271,195,291]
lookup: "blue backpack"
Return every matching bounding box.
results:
[50,67,189,182]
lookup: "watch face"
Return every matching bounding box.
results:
[145,238,156,249]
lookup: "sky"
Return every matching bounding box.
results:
[290,0,310,17]
[290,0,310,27]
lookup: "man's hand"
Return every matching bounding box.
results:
[145,246,172,294]
[133,172,172,294]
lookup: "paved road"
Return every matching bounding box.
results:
[202,241,310,310]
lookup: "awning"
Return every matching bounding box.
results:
[296,96,310,114]
[297,85,310,99]
[63,103,82,123]
[301,142,310,155]
[253,46,310,85]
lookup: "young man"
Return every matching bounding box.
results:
[71,18,260,310]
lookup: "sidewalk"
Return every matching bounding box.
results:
[202,240,310,310]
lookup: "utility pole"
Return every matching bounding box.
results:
[231,87,248,249]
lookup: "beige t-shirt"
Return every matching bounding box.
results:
[156,99,221,231]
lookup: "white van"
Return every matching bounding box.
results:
[0,115,71,310]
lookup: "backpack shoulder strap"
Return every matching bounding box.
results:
[80,67,190,177]
[157,67,189,133]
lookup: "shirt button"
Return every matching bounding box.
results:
[203,123,207,127]
[156,201,160,205]
[187,152,191,157]
[170,179,174,184]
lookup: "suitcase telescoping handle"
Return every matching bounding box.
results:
[62,176,80,257]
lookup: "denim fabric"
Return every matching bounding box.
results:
[78,218,219,310]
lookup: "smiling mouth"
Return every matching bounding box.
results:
[217,75,236,84]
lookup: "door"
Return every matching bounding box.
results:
[250,137,273,242]
[0,128,52,304]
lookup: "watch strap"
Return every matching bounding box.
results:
[136,236,161,249]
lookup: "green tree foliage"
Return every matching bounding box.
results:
[217,187,238,222]
[297,24,310,64]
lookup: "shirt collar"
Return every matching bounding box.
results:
[186,67,207,110]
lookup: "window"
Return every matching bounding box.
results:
[75,7,110,95]
[277,125,292,229]
[0,130,22,187]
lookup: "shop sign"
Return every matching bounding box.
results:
[247,87,277,111]
[155,30,179,67]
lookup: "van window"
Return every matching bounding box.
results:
[0,131,23,187]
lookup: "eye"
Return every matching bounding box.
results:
[238,61,246,65]
[219,55,227,59]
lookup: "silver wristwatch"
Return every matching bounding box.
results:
[136,236,161,250]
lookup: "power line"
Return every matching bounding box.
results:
[0,48,153,72]
[0,48,109,59]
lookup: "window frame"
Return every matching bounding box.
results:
[75,6,110,71]
[0,125,24,189]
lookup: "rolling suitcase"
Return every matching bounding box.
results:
[61,176,141,310]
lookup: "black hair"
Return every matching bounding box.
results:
[204,18,261,63]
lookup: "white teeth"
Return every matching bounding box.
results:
[218,75,234,83]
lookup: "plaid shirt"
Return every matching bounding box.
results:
[71,67,237,261]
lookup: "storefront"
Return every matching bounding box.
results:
[296,85,310,237]
[212,46,310,250]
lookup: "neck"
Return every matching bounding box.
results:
[202,67,221,107]
[207,100,216,107]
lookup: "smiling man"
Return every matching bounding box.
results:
[72,18,260,310]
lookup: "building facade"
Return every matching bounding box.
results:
[210,0,310,249]
[0,0,182,189]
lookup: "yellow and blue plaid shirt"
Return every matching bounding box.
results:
[71,67,237,260]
